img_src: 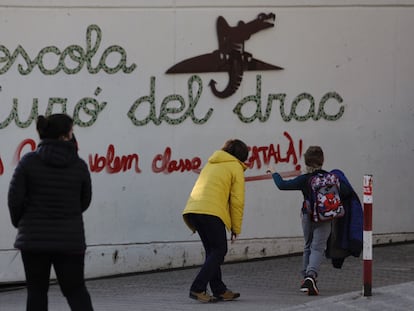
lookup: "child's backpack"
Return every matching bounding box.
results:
[308,171,345,222]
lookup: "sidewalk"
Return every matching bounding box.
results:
[1,243,414,310]
[278,281,414,311]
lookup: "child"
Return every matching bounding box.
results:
[267,146,351,295]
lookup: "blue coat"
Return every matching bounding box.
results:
[326,169,363,268]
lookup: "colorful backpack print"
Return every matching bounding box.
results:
[309,171,345,222]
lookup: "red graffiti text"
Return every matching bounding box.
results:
[247,131,302,170]
[152,147,202,174]
[89,144,141,173]
[13,139,37,164]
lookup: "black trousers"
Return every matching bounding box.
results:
[21,251,94,311]
[186,213,228,295]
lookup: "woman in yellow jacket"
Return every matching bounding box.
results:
[183,139,248,303]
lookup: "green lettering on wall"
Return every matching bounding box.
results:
[0,25,136,76]
[234,75,344,123]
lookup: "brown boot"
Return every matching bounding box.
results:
[189,291,218,303]
[215,290,240,301]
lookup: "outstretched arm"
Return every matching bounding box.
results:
[267,166,308,191]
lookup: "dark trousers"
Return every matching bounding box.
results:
[21,251,94,311]
[186,213,228,295]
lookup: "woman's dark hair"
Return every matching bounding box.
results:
[222,139,249,162]
[36,114,73,140]
[304,146,324,168]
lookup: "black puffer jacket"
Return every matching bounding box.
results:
[8,139,92,252]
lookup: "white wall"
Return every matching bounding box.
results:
[1,1,414,282]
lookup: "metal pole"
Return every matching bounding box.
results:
[363,174,373,296]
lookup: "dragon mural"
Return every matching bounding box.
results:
[166,13,283,99]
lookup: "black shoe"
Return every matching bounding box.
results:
[189,291,218,303]
[300,279,309,293]
[302,277,319,296]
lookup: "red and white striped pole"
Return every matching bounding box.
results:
[363,174,373,296]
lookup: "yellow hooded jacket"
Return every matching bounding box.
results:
[183,150,247,235]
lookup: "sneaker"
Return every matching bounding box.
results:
[300,279,309,292]
[189,291,218,303]
[302,277,319,296]
[214,290,240,301]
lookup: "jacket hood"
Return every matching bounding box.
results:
[36,139,79,168]
[208,150,248,170]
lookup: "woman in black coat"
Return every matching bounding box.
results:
[8,113,94,311]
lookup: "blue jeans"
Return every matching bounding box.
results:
[301,211,332,279]
[21,251,94,311]
[185,213,228,295]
